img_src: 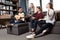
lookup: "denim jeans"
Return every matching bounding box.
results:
[10,20,25,24]
[35,23,53,35]
[29,19,38,32]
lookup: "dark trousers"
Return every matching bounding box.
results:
[29,20,46,32]
[35,23,53,35]
[38,20,46,28]
[10,20,25,24]
[29,19,38,31]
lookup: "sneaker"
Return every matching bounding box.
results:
[29,31,32,34]
[29,29,35,34]
[41,30,47,35]
[26,34,35,39]
[42,30,47,34]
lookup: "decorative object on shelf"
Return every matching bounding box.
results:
[10,6,13,10]
[10,1,12,4]
[2,0,5,3]
[0,0,2,2]
[6,1,10,4]
[6,6,9,10]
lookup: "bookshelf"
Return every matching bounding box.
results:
[0,0,18,15]
[0,0,18,28]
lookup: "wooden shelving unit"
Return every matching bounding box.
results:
[0,9,17,11]
[0,0,18,28]
[0,0,18,15]
[0,2,16,7]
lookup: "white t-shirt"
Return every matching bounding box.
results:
[18,13,25,21]
[44,9,55,24]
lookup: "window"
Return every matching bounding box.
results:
[42,0,50,12]
[53,0,60,10]
[29,0,40,7]
[28,0,40,12]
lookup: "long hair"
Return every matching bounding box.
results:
[30,3,35,11]
[48,3,53,9]
[30,3,34,8]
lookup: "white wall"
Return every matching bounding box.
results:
[42,0,50,12]
[53,0,60,11]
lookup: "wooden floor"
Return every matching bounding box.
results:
[0,29,60,40]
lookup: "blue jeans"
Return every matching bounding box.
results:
[29,19,38,31]
[10,20,25,24]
